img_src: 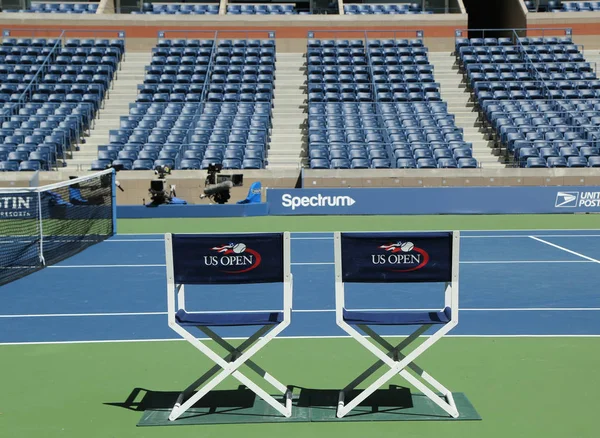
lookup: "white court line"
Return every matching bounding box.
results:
[42,260,593,269]
[106,239,164,242]
[291,237,336,240]
[292,262,335,265]
[529,236,600,264]
[106,234,600,243]
[0,311,167,318]
[2,333,600,346]
[462,234,600,238]
[461,260,593,264]
[48,264,166,269]
[2,307,600,319]
[294,307,600,312]
[113,229,600,237]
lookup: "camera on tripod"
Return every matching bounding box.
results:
[201,163,243,205]
[147,165,176,206]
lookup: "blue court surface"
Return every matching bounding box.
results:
[1,230,600,344]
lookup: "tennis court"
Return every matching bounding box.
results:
[1,214,599,437]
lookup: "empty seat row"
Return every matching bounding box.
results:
[310,156,476,169]
[227,4,297,14]
[522,155,600,168]
[157,39,273,49]
[455,36,573,49]
[137,3,219,14]
[343,3,429,14]
[7,3,99,13]
[537,1,600,11]
[152,47,274,57]
[308,39,423,49]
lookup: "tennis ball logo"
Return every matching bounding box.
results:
[206,243,261,274]
[373,241,429,272]
[400,242,414,252]
[232,243,246,254]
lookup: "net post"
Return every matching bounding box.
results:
[111,168,117,235]
[37,190,45,265]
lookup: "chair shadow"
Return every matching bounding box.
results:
[105,386,286,419]
[105,385,255,412]
[106,385,446,420]
[295,385,457,419]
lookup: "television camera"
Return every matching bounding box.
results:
[200,164,244,204]
[147,165,177,207]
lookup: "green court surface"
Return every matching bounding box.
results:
[2,214,600,438]
[117,213,600,234]
[2,339,599,438]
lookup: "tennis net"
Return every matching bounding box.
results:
[0,169,116,285]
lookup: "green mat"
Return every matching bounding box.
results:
[138,387,481,426]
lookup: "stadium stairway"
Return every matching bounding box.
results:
[429,52,505,168]
[67,51,153,170]
[267,52,306,169]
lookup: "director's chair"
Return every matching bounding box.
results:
[334,231,460,418]
[164,232,293,421]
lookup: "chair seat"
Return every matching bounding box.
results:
[176,309,283,326]
[343,307,451,326]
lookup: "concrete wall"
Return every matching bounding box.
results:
[0,12,467,52]
[302,168,600,188]
[526,11,600,48]
[502,0,527,34]
[3,168,600,205]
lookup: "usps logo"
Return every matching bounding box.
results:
[555,191,579,208]
[372,241,430,272]
[204,243,262,274]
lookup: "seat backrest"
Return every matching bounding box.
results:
[166,232,289,286]
[334,231,459,317]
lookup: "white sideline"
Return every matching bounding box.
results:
[529,237,600,264]
[104,234,600,243]
[2,333,600,347]
[44,259,594,269]
[2,307,600,319]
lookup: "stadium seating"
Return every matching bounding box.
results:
[227,4,298,14]
[0,37,124,171]
[307,38,477,169]
[456,35,600,167]
[134,3,219,14]
[94,38,275,170]
[524,0,600,11]
[343,3,431,14]
[7,3,100,13]
[548,1,600,11]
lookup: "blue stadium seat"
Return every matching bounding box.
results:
[132,159,154,170]
[0,161,19,171]
[588,156,600,167]
[111,159,133,170]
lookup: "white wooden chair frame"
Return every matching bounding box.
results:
[334,231,460,419]
[164,232,293,421]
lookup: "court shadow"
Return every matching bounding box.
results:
[293,385,414,417]
[105,386,256,412]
